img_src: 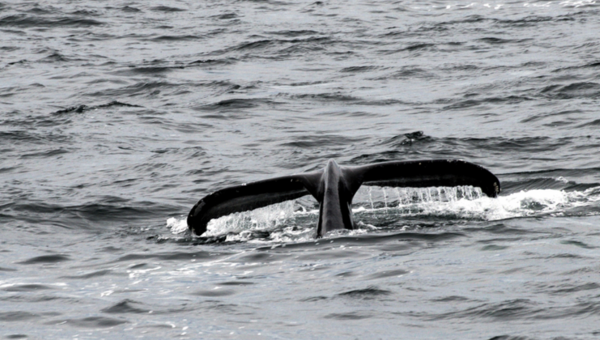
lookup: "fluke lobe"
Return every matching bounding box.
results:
[187,159,501,237]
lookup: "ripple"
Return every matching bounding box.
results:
[57,316,128,328]
[323,311,373,320]
[102,300,150,314]
[2,284,53,292]
[193,289,236,297]
[0,311,41,322]
[17,254,70,264]
[336,287,392,299]
[0,14,103,27]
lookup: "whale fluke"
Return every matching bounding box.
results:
[187,159,500,237]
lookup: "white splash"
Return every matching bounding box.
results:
[166,217,189,234]
[202,200,301,237]
[356,186,600,221]
[166,186,600,239]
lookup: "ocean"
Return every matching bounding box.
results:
[1,0,600,338]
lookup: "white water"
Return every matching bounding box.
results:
[166,185,600,242]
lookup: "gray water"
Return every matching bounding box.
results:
[2,0,600,338]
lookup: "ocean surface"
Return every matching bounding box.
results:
[2,0,600,338]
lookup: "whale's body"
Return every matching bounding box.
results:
[187,159,501,237]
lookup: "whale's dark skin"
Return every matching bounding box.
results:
[187,159,501,237]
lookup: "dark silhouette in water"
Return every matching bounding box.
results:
[188,159,501,237]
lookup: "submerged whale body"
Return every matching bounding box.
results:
[187,159,501,237]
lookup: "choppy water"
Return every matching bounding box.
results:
[2,0,600,338]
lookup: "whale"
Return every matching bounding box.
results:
[187,159,501,237]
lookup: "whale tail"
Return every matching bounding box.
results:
[187,159,500,237]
